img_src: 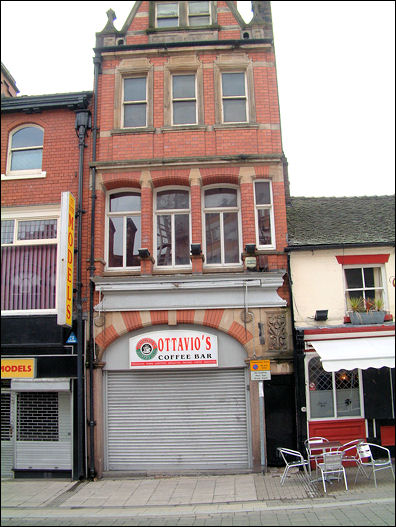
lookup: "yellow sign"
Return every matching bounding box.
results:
[1,359,36,379]
[250,360,270,371]
[57,192,75,327]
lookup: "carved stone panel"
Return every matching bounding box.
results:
[268,312,287,351]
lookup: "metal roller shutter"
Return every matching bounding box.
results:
[105,368,249,471]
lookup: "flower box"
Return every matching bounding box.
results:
[349,311,386,325]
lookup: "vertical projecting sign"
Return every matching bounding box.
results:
[57,191,76,327]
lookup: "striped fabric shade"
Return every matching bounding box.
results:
[1,244,57,310]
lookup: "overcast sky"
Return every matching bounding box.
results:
[1,1,395,197]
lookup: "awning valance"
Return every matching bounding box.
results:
[307,337,395,372]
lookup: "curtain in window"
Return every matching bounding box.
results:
[1,245,57,310]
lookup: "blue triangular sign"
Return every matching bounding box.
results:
[66,332,78,344]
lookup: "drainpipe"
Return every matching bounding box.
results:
[75,108,91,480]
[87,51,101,480]
[286,252,307,453]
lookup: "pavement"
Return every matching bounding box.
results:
[1,464,395,525]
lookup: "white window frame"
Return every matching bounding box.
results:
[1,206,60,315]
[122,76,148,129]
[305,353,364,421]
[220,71,248,124]
[254,180,276,250]
[202,184,242,267]
[187,1,211,26]
[171,73,197,126]
[2,124,46,180]
[343,264,388,312]
[155,2,179,28]
[105,189,142,270]
[154,186,191,270]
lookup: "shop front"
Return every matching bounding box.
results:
[102,326,250,473]
[1,316,78,479]
[299,326,395,451]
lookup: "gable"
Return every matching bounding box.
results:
[96,1,256,48]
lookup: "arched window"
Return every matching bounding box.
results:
[6,125,44,179]
[106,191,141,269]
[203,186,241,265]
[155,188,190,268]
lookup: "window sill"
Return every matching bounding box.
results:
[160,125,207,132]
[1,171,46,180]
[111,127,155,135]
[213,123,259,130]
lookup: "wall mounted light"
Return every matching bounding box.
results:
[138,248,151,259]
[245,244,256,255]
[315,310,328,321]
[190,244,202,256]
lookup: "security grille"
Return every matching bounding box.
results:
[1,393,11,440]
[17,392,58,441]
[105,368,249,471]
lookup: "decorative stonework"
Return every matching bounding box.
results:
[268,313,287,351]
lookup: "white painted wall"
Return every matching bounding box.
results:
[289,246,395,327]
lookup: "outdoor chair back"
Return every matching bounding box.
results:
[277,447,310,486]
[355,442,395,488]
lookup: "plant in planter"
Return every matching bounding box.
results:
[348,296,386,324]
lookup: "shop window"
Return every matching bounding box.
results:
[254,180,275,248]
[1,214,58,312]
[307,355,362,419]
[344,265,386,311]
[106,191,141,269]
[203,186,241,265]
[155,189,190,268]
[172,74,197,125]
[221,72,247,123]
[3,125,46,180]
[123,77,147,128]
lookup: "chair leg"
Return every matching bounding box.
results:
[373,469,377,488]
[342,468,348,491]
[321,471,327,493]
[280,466,289,486]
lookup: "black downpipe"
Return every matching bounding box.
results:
[75,109,91,480]
[88,52,101,480]
[286,253,307,453]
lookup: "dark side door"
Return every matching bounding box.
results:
[264,374,297,466]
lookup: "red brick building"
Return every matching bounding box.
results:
[88,1,294,477]
[1,92,92,479]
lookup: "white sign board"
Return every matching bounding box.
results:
[251,371,271,381]
[129,330,218,369]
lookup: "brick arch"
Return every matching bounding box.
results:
[95,308,253,361]
[101,174,141,190]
